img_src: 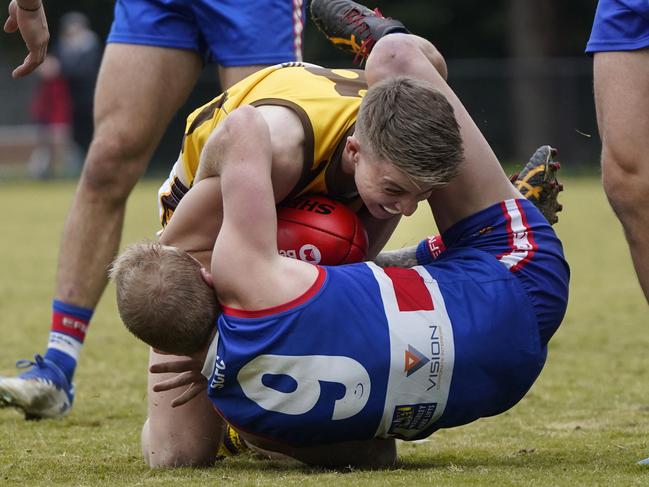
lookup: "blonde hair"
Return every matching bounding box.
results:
[110,241,218,355]
[356,76,464,185]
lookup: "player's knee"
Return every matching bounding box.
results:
[602,150,649,219]
[367,34,447,81]
[80,130,149,200]
[144,437,217,468]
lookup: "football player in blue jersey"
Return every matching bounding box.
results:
[0,0,305,421]
[586,0,649,465]
[111,0,568,468]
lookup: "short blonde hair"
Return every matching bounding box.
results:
[110,241,218,355]
[356,76,464,185]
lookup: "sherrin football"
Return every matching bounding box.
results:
[277,195,369,265]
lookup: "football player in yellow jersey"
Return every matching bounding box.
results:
[157,59,460,259]
[131,0,548,468]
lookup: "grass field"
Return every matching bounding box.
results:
[0,177,648,486]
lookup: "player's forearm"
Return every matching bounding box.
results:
[373,245,418,268]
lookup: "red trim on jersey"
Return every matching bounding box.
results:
[509,199,537,271]
[383,267,434,312]
[426,235,446,260]
[221,266,326,318]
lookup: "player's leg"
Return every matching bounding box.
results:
[143,348,225,467]
[310,0,517,232]
[200,0,305,89]
[0,44,203,419]
[594,49,649,302]
[217,65,267,90]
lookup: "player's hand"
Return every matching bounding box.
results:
[150,355,207,408]
[4,0,49,78]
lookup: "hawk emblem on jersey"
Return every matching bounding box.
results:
[404,344,429,377]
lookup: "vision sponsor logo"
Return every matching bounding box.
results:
[426,324,443,391]
[209,355,226,390]
[387,402,438,439]
[404,344,429,377]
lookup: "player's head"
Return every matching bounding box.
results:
[348,76,464,219]
[110,241,218,355]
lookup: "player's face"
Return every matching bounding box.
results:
[353,152,434,220]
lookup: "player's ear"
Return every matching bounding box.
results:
[345,135,361,163]
[200,267,214,288]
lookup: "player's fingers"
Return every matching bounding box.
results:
[171,383,205,408]
[150,358,200,374]
[4,1,17,32]
[12,54,32,78]
[152,371,203,392]
[4,16,17,32]
[12,53,39,78]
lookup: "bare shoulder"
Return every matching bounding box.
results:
[256,105,305,201]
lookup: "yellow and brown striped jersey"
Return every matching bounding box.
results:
[158,62,367,226]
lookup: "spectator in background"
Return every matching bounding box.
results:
[56,12,102,168]
[3,0,49,78]
[27,55,73,178]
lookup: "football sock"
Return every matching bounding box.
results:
[43,300,93,383]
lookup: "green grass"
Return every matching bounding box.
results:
[0,177,648,486]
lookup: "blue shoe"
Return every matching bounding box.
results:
[0,354,74,419]
[639,456,649,465]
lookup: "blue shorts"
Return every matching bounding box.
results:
[107,0,304,66]
[417,199,570,346]
[586,0,649,52]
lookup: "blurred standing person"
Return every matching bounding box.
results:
[27,55,73,178]
[0,0,305,420]
[56,12,102,170]
[586,0,649,465]
[3,0,49,78]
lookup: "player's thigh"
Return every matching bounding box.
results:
[594,49,649,173]
[217,65,267,90]
[145,348,224,467]
[91,44,203,168]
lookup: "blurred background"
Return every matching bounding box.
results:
[0,0,599,178]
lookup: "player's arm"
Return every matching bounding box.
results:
[206,106,317,310]
[162,105,305,263]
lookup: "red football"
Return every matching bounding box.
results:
[277,195,369,265]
